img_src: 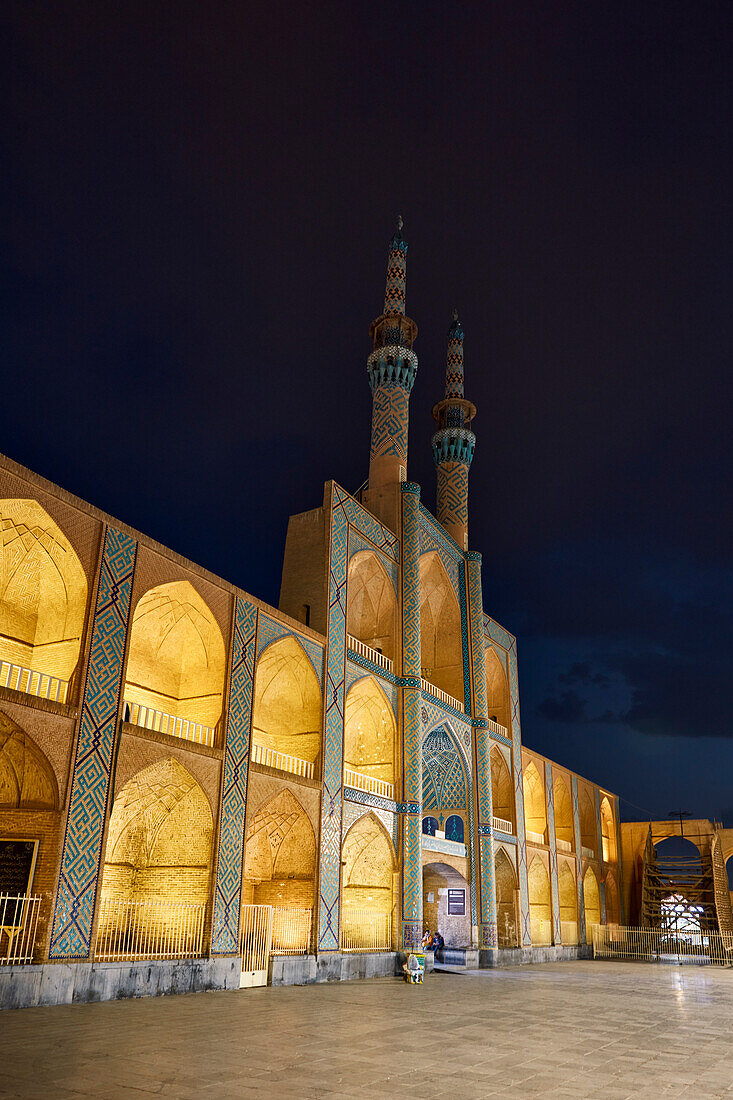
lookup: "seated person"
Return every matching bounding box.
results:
[422,928,432,949]
[431,931,444,952]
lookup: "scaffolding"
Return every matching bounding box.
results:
[640,828,717,933]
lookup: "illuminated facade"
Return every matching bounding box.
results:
[0,221,623,1006]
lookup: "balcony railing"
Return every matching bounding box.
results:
[343,767,394,800]
[556,838,573,853]
[271,907,312,956]
[94,898,206,961]
[581,846,595,859]
[251,742,314,779]
[0,895,42,965]
[340,909,392,953]
[526,830,546,845]
[0,660,67,704]
[420,679,465,713]
[492,816,513,834]
[347,636,393,673]
[487,718,509,737]
[123,700,215,747]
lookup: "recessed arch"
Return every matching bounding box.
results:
[490,745,514,830]
[242,788,316,909]
[600,797,617,862]
[0,711,57,810]
[485,646,510,732]
[495,847,519,946]
[553,775,574,849]
[251,634,322,764]
[124,580,226,729]
[346,551,397,661]
[422,815,438,836]
[445,814,464,843]
[419,552,463,703]
[558,861,578,943]
[343,677,396,785]
[579,790,596,853]
[528,855,552,945]
[523,760,547,842]
[605,870,619,924]
[422,726,468,826]
[342,812,397,923]
[583,865,601,936]
[0,498,88,692]
[423,860,471,947]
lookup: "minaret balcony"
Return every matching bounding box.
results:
[366,346,418,392]
[431,426,476,466]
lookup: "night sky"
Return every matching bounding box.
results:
[3,5,731,824]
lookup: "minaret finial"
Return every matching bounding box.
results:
[453,307,459,322]
[397,214,403,232]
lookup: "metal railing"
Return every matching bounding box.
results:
[271,907,312,955]
[95,899,206,961]
[0,660,67,704]
[593,924,733,966]
[526,830,546,845]
[581,846,595,859]
[492,816,513,834]
[556,838,573,853]
[347,636,393,673]
[251,742,315,779]
[340,909,392,952]
[123,700,215,747]
[420,679,464,713]
[487,718,509,737]
[343,767,394,800]
[0,895,42,964]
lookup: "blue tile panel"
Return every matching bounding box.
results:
[210,596,258,955]
[545,762,562,945]
[572,775,587,944]
[400,483,422,950]
[49,527,138,960]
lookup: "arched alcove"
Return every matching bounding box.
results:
[600,797,616,862]
[553,776,574,850]
[485,646,510,732]
[523,761,547,843]
[490,746,515,830]
[583,866,601,937]
[346,551,397,661]
[558,862,578,943]
[124,581,226,729]
[242,789,316,910]
[343,677,395,786]
[528,856,552,945]
[605,870,619,924]
[445,814,464,843]
[0,499,87,697]
[251,635,322,764]
[580,791,596,854]
[422,816,438,836]
[341,814,397,949]
[422,861,470,947]
[423,727,469,849]
[0,711,57,809]
[100,757,213,906]
[495,848,519,947]
[419,552,463,703]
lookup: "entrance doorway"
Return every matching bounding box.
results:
[422,862,470,947]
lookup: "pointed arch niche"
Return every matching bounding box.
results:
[490,745,515,831]
[600,797,617,862]
[523,761,547,844]
[251,635,322,767]
[558,860,578,943]
[419,552,463,704]
[583,866,601,937]
[344,677,396,791]
[342,813,398,947]
[495,847,519,946]
[485,646,510,732]
[0,499,88,700]
[124,581,226,731]
[605,870,620,924]
[346,551,397,662]
[553,776,574,851]
[0,711,57,810]
[580,790,597,855]
[422,725,469,847]
[528,855,553,945]
[242,789,316,910]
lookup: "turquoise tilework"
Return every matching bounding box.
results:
[49,527,137,960]
[401,484,422,949]
[255,613,324,686]
[211,596,258,954]
[545,762,562,944]
[344,664,398,715]
[572,775,587,944]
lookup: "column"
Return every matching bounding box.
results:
[545,762,562,944]
[572,775,586,945]
[595,787,607,924]
[400,482,422,950]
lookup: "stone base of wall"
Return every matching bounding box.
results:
[479,944,593,968]
[270,952,412,986]
[0,956,241,1011]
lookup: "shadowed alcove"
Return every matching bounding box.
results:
[490,745,515,831]
[343,677,396,788]
[251,635,322,766]
[485,645,510,731]
[553,776,574,850]
[528,855,553,945]
[346,551,397,662]
[419,552,463,704]
[523,761,547,843]
[242,789,316,910]
[495,847,519,946]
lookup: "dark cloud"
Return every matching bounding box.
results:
[538,690,589,724]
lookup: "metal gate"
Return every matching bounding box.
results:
[239,905,273,987]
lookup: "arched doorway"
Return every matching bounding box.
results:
[423,861,471,948]
[0,499,87,701]
[343,677,396,796]
[558,861,578,943]
[251,635,322,772]
[341,814,396,951]
[528,856,553,945]
[583,866,601,939]
[419,552,463,704]
[490,746,514,832]
[346,551,397,662]
[495,848,519,947]
[523,761,547,845]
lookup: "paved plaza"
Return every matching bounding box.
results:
[2,961,733,1098]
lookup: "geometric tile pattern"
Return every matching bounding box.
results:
[255,613,324,686]
[422,728,467,811]
[370,382,409,462]
[458,559,471,718]
[445,315,465,399]
[545,762,562,945]
[210,595,258,955]
[572,775,587,945]
[333,484,400,562]
[436,461,469,529]
[421,699,472,764]
[49,526,137,960]
[383,233,407,316]
[400,484,422,949]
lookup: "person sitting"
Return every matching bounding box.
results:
[422,928,432,949]
[431,931,444,954]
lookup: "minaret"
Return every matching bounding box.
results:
[363,217,418,531]
[432,311,476,549]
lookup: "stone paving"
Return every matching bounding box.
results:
[2,961,733,1098]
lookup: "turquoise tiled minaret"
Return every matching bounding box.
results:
[432,312,476,550]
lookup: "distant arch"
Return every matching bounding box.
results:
[485,646,510,733]
[523,761,547,842]
[346,551,397,661]
[343,677,395,786]
[0,498,88,693]
[495,847,519,947]
[124,580,226,729]
[490,745,514,830]
[243,789,316,909]
[553,775,574,850]
[0,711,57,810]
[583,866,601,936]
[419,552,463,703]
[558,862,578,943]
[600,797,616,862]
[251,634,322,764]
[528,856,552,945]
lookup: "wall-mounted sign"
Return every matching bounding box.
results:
[0,839,38,900]
[447,888,465,915]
